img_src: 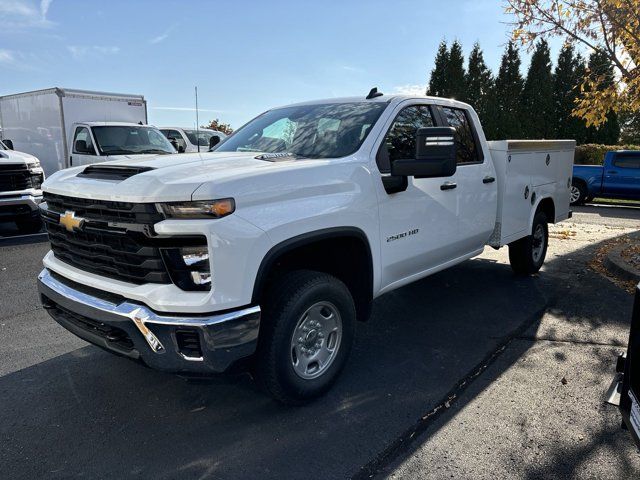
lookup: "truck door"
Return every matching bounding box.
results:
[70,126,99,167]
[374,102,461,290]
[436,106,497,252]
[603,152,640,199]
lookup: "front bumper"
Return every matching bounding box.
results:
[38,268,261,374]
[0,192,42,219]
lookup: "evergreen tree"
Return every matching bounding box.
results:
[494,41,524,139]
[520,39,554,139]
[554,45,578,139]
[465,42,496,137]
[584,49,620,144]
[446,40,466,101]
[427,41,449,97]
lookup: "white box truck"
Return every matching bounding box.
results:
[37,91,574,403]
[0,88,156,176]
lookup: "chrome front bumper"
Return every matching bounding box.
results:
[38,268,261,373]
[0,192,42,218]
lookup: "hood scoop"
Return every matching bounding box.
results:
[77,164,156,181]
[254,152,298,162]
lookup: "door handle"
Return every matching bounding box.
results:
[440,181,457,191]
[607,170,618,174]
[483,176,495,184]
[69,156,73,166]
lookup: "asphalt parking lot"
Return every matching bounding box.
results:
[1,205,640,479]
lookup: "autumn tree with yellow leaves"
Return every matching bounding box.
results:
[506,0,639,128]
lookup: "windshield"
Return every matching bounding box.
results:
[184,129,225,147]
[215,102,387,159]
[92,126,176,155]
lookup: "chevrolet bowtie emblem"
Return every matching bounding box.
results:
[59,210,85,232]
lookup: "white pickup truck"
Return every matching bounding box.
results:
[0,139,45,233]
[37,91,574,403]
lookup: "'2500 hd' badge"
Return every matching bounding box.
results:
[386,228,419,243]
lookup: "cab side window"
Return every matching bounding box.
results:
[161,129,186,151]
[440,107,480,164]
[377,105,435,173]
[72,127,96,155]
[613,153,640,169]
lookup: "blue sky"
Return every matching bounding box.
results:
[0,0,562,129]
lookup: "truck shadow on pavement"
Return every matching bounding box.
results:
[1,236,638,479]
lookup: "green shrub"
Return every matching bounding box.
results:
[575,144,640,165]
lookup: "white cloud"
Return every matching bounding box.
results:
[392,84,427,96]
[152,107,224,113]
[0,49,15,63]
[67,45,120,59]
[0,0,54,27]
[150,33,169,44]
[149,25,177,45]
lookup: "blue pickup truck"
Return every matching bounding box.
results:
[571,150,640,205]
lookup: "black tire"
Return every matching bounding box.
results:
[15,216,43,234]
[508,211,548,275]
[570,180,588,205]
[255,270,356,405]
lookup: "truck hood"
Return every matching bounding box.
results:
[0,149,39,164]
[42,151,311,202]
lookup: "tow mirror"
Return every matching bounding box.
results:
[3,139,14,150]
[391,127,457,178]
[209,135,221,150]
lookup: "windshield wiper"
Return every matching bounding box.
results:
[102,149,137,155]
[139,149,172,154]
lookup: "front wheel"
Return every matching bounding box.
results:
[255,270,356,404]
[508,211,548,275]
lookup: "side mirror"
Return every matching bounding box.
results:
[391,127,457,178]
[209,135,221,150]
[3,139,13,150]
[75,139,89,154]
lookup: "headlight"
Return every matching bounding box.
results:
[158,199,235,219]
[161,245,212,291]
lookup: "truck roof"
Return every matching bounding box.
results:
[76,121,153,127]
[0,87,145,101]
[284,94,472,110]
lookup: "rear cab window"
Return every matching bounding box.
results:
[439,106,482,165]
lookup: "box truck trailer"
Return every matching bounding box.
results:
[0,88,152,176]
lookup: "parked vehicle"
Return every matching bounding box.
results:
[160,127,226,153]
[37,91,574,403]
[0,139,45,233]
[0,88,151,176]
[571,150,640,205]
[66,122,176,167]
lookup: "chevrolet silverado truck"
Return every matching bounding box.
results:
[571,150,640,205]
[0,139,45,233]
[37,91,574,403]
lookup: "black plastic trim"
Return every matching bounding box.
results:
[251,226,374,306]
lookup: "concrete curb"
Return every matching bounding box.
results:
[604,244,640,283]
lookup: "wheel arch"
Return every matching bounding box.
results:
[252,227,374,322]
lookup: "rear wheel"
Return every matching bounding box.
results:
[15,216,43,234]
[570,180,587,205]
[508,211,548,275]
[255,270,356,404]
